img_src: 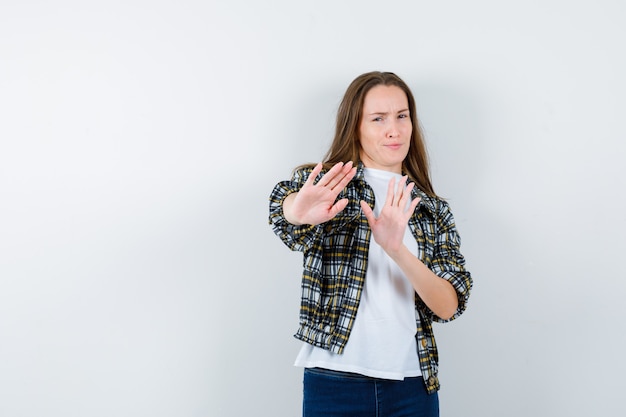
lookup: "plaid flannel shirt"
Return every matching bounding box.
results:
[268,163,472,393]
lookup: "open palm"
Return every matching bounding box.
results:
[286,161,357,226]
[360,176,421,254]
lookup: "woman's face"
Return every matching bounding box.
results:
[358,85,412,174]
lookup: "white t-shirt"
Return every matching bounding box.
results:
[294,167,421,380]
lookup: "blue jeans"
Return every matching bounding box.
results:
[303,368,439,417]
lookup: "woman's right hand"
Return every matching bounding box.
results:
[283,161,357,226]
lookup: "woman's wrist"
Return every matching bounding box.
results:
[282,193,303,225]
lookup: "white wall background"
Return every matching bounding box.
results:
[1,1,625,416]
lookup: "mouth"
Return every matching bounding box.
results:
[384,143,403,150]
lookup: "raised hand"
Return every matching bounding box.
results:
[283,161,357,226]
[360,176,421,255]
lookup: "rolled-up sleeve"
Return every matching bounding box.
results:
[269,167,364,254]
[429,200,473,322]
[268,168,325,252]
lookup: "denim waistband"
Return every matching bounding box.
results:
[305,367,374,380]
[304,367,424,382]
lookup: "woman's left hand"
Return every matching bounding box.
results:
[360,176,421,255]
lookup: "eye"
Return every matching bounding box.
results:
[398,113,409,119]
[372,116,383,122]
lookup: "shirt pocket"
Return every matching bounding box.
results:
[300,266,344,331]
[413,219,436,267]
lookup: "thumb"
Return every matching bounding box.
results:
[330,198,350,217]
[360,200,376,225]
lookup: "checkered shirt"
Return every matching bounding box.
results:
[268,163,473,393]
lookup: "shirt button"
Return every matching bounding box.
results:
[416,229,423,236]
[421,339,428,348]
[428,376,436,386]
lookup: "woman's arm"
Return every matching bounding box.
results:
[269,161,357,252]
[360,176,460,320]
[386,245,459,320]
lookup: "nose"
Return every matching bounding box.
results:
[387,120,399,138]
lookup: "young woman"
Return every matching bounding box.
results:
[269,71,473,417]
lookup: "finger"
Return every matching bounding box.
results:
[398,179,412,207]
[385,177,396,207]
[398,182,420,217]
[391,176,403,207]
[331,163,356,192]
[326,161,354,190]
[408,194,421,215]
[304,162,323,187]
[316,162,344,187]
[360,200,376,225]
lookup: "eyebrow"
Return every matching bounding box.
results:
[367,109,410,116]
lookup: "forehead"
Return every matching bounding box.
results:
[362,85,408,110]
